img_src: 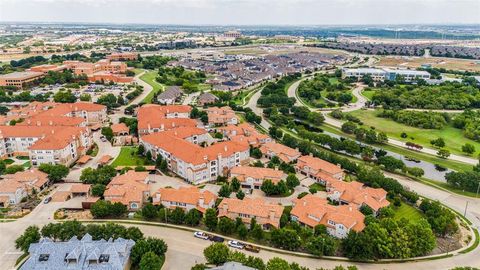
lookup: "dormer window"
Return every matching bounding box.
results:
[99,254,110,263]
[39,254,50,262]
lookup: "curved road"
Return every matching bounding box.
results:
[286,80,478,165]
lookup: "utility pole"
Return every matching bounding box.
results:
[464,201,469,217]
[476,182,480,198]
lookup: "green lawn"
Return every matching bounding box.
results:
[393,203,424,222]
[361,90,375,101]
[309,183,326,192]
[132,68,143,75]
[348,109,480,157]
[320,122,473,172]
[139,71,164,103]
[111,147,154,167]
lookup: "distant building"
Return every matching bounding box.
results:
[327,181,390,214]
[206,106,239,126]
[0,71,45,89]
[197,92,219,106]
[259,142,301,163]
[230,166,285,190]
[157,86,184,105]
[21,234,135,270]
[104,170,151,211]
[152,186,217,213]
[342,67,430,82]
[106,52,138,61]
[296,155,344,185]
[223,31,242,39]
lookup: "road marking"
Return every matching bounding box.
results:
[4,251,23,255]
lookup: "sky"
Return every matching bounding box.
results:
[0,0,479,25]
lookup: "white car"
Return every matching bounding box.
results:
[194,231,209,240]
[227,240,245,250]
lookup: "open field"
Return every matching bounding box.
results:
[393,203,424,222]
[111,146,154,167]
[140,70,164,103]
[348,109,480,158]
[377,56,480,72]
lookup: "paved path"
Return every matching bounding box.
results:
[246,89,271,130]
[285,78,479,166]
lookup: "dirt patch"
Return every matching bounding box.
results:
[430,218,471,255]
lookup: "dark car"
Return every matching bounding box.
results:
[209,235,225,243]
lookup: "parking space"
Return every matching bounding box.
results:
[148,175,191,193]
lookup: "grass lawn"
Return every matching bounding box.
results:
[348,109,480,157]
[320,122,473,172]
[140,71,164,103]
[111,147,154,167]
[393,203,424,222]
[3,159,14,165]
[309,183,326,192]
[132,68,143,75]
[361,90,375,101]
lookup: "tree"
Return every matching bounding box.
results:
[250,224,264,240]
[90,200,127,218]
[266,257,291,270]
[141,203,158,220]
[185,209,202,226]
[377,156,405,172]
[53,90,77,103]
[218,217,236,235]
[430,138,445,148]
[139,251,163,270]
[203,243,229,265]
[15,226,40,252]
[218,184,231,198]
[91,184,106,197]
[406,167,424,178]
[237,223,248,239]
[341,121,357,134]
[306,235,337,256]
[462,143,476,155]
[250,147,262,159]
[79,93,91,101]
[236,190,245,200]
[230,177,240,191]
[270,228,301,251]
[5,165,24,174]
[286,174,300,189]
[168,207,185,224]
[437,149,451,159]
[204,208,218,231]
[101,127,114,142]
[261,179,277,196]
[38,164,69,182]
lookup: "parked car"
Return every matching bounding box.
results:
[43,197,52,204]
[209,235,225,243]
[193,231,209,240]
[227,240,245,250]
[244,244,260,253]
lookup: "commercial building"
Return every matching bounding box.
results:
[342,67,430,82]
[218,198,284,229]
[63,59,133,83]
[0,71,45,89]
[106,52,138,61]
[21,234,135,270]
[152,186,217,213]
[291,194,365,239]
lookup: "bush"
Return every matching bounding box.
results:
[204,243,230,265]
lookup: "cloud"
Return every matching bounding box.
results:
[0,0,479,25]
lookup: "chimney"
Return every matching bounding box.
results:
[51,129,55,134]
[147,123,151,130]
[199,195,205,206]
[27,119,31,125]
[49,120,53,126]
[222,202,228,212]
[224,145,227,152]
[349,206,352,212]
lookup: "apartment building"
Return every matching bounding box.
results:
[230,166,285,190]
[218,198,284,229]
[37,102,108,125]
[0,126,92,166]
[291,194,365,239]
[104,171,151,211]
[296,155,344,185]
[206,106,239,126]
[137,104,195,135]
[259,142,301,163]
[0,71,45,89]
[152,186,217,213]
[161,127,211,145]
[141,131,250,184]
[63,59,133,83]
[0,169,49,207]
[327,181,390,214]
[218,123,272,147]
